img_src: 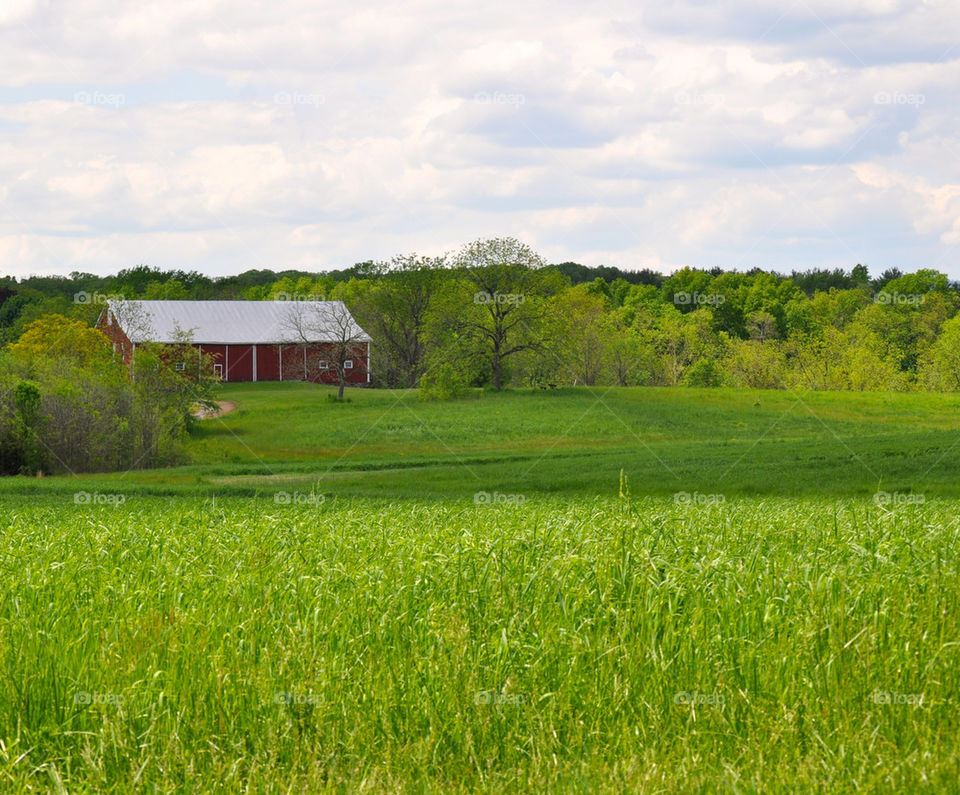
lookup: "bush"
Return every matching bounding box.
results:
[0,317,220,475]
[418,362,468,401]
[683,358,723,387]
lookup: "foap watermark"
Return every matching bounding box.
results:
[875,291,926,306]
[674,691,725,706]
[273,291,326,302]
[872,690,924,706]
[74,90,126,108]
[74,691,125,706]
[474,291,526,306]
[874,91,925,107]
[275,691,322,706]
[673,291,725,307]
[474,491,526,506]
[274,91,325,107]
[473,91,525,107]
[474,690,525,706]
[873,491,925,508]
[674,491,726,507]
[274,491,326,506]
[73,290,124,305]
[74,491,126,506]
[674,91,726,107]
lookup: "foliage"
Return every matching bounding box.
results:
[7,313,113,366]
[6,246,960,392]
[443,237,565,390]
[334,255,443,388]
[919,314,960,390]
[0,317,216,475]
[418,361,469,401]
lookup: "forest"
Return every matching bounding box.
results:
[3,237,960,397]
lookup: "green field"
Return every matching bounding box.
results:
[2,385,959,791]
[2,383,960,500]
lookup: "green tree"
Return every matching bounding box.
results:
[7,314,112,367]
[602,309,650,386]
[722,339,787,389]
[12,380,45,474]
[919,314,960,390]
[660,268,715,313]
[548,285,608,385]
[335,255,444,388]
[746,311,779,342]
[643,307,719,386]
[447,238,565,390]
[143,279,189,300]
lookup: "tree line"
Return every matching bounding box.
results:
[338,243,960,395]
[3,238,960,400]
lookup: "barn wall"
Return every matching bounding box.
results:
[99,316,371,385]
[198,345,227,380]
[257,345,280,381]
[339,343,370,384]
[96,310,135,364]
[226,344,254,382]
[279,344,306,380]
[302,343,369,384]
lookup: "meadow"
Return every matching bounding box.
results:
[3,495,959,792]
[2,383,960,500]
[2,384,959,791]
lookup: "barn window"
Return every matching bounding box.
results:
[319,360,329,370]
[344,359,353,370]
[175,362,186,372]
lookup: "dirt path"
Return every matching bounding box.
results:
[192,400,237,420]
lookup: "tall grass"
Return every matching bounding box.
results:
[1,495,958,791]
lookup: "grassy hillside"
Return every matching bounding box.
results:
[4,386,959,790]
[3,382,958,499]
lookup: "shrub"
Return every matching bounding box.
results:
[418,362,468,400]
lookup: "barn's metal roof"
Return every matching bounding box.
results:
[105,300,372,345]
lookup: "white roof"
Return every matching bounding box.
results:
[106,300,372,345]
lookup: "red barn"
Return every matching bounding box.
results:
[97,300,372,384]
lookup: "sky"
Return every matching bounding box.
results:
[1,0,959,279]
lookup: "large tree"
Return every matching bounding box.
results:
[548,285,608,386]
[334,255,443,388]
[446,238,566,390]
[7,313,113,367]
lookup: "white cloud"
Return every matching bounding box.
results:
[0,0,958,277]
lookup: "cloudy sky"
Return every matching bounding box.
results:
[1,0,959,278]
